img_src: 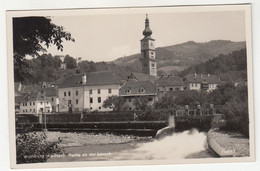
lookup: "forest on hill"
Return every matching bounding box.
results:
[177,48,247,81]
[114,40,246,75]
[15,40,247,85]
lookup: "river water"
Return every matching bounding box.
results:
[48,129,215,162]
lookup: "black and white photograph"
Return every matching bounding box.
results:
[6,4,254,169]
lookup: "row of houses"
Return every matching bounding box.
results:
[15,71,223,114]
[14,15,243,114]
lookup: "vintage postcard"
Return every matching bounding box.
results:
[7,4,254,169]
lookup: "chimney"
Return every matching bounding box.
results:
[194,73,197,78]
[208,74,210,77]
[82,74,87,84]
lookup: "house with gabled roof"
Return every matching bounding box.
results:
[119,80,156,111]
[184,73,221,91]
[155,75,184,97]
[55,71,121,112]
[18,91,53,114]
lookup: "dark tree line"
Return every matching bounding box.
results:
[178,48,247,78]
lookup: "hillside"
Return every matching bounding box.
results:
[15,40,246,85]
[177,48,247,81]
[114,40,246,75]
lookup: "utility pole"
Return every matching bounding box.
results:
[43,92,47,132]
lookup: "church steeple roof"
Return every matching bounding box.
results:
[142,14,153,38]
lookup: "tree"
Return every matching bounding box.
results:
[64,55,77,69]
[133,96,151,111]
[13,17,75,82]
[102,96,125,111]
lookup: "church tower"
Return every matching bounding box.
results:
[140,14,157,76]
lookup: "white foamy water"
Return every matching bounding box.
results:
[112,129,208,160]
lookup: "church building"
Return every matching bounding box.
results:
[140,14,157,76]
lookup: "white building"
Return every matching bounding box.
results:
[56,71,120,112]
[18,91,53,114]
[184,73,220,91]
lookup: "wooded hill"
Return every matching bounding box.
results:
[177,48,247,82]
[15,40,247,84]
[114,40,246,75]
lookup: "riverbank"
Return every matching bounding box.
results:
[207,128,249,157]
[43,131,152,147]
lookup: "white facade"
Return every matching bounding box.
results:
[20,100,52,114]
[186,83,201,90]
[58,84,120,112]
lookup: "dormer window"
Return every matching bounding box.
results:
[125,88,131,94]
[139,87,145,93]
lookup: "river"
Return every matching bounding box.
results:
[48,129,215,162]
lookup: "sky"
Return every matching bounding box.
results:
[44,7,246,62]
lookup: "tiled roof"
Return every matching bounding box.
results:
[119,80,156,96]
[20,91,52,103]
[129,72,159,83]
[22,85,42,94]
[184,74,221,84]
[155,76,184,87]
[57,71,120,88]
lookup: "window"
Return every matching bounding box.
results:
[108,88,112,94]
[33,109,35,112]
[23,103,24,106]
[51,97,54,101]
[30,109,31,112]
[151,52,154,55]
[98,97,101,103]
[99,107,101,110]
[151,63,155,67]
[90,107,92,110]
[40,102,43,105]
[76,99,78,104]
[26,109,27,112]
[90,97,93,103]
[98,89,101,94]
[169,88,173,91]
[23,110,25,113]
[33,102,35,105]
[76,91,78,96]
[64,92,66,97]
[25,103,27,106]
[89,89,92,94]
[68,100,71,104]
[30,102,32,106]
[139,87,145,93]
[129,98,132,102]
[125,88,131,94]
[68,91,71,96]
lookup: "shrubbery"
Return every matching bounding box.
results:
[16,132,63,164]
[219,85,249,137]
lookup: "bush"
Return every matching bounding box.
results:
[220,100,249,137]
[219,85,249,137]
[16,132,63,164]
